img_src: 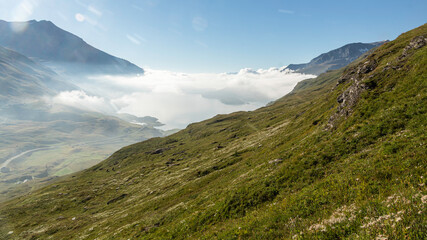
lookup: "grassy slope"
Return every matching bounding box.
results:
[0,112,164,202]
[0,24,426,239]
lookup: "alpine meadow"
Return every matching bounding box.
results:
[0,1,426,239]
[0,22,426,240]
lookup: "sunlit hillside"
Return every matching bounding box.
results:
[1,23,425,240]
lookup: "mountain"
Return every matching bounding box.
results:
[0,20,143,75]
[0,24,426,239]
[286,41,387,75]
[0,45,77,104]
[0,45,163,202]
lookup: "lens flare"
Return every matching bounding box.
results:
[10,21,29,33]
[75,13,85,22]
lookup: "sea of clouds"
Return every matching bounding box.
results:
[52,67,315,129]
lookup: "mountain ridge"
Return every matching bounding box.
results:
[286,41,387,75]
[0,20,144,75]
[0,45,77,104]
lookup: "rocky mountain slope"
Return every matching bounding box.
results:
[286,41,386,75]
[0,24,426,239]
[0,20,143,75]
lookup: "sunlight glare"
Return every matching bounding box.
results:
[10,21,29,33]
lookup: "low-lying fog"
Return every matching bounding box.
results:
[52,67,315,129]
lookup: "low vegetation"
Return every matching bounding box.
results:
[0,24,425,239]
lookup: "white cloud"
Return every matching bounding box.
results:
[192,16,208,31]
[278,9,294,14]
[126,34,141,45]
[51,90,115,114]
[74,68,315,129]
[126,33,146,45]
[88,5,102,17]
[111,92,257,129]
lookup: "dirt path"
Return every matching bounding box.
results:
[0,147,51,169]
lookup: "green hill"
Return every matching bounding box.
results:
[0,24,426,239]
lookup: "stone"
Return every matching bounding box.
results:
[269,158,283,165]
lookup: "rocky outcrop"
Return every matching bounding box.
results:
[399,35,426,60]
[326,35,426,130]
[326,59,378,130]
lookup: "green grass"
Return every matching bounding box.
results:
[0,24,426,240]
[0,115,164,202]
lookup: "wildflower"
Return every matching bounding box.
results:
[376,234,388,240]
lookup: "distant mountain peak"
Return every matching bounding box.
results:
[0,20,143,75]
[285,41,387,75]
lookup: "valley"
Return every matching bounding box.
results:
[1,147,52,169]
[0,116,164,202]
[0,19,380,203]
[0,2,425,239]
[0,21,168,202]
[0,22,425,239]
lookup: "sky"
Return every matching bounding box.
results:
[0,0,426,73]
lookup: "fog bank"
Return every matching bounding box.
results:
[53,67,315,129]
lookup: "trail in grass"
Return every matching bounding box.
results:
[0,147,52,169]
[0,135,139,172]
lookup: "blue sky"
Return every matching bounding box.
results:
[0,0,426,73]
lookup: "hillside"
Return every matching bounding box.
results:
[0,46,76,104]
[0,110,164,202]
[286,41,386,75]
[0,23,426,240]
[0,20,143,75]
